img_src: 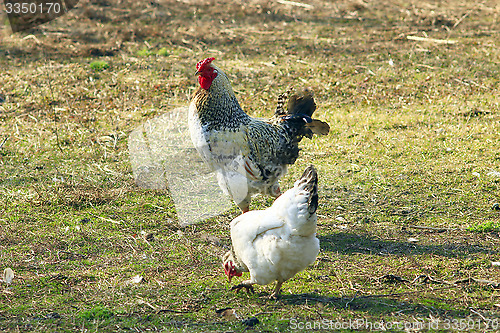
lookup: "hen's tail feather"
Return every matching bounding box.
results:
[298,165,318,214]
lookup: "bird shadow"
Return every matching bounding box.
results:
[317,232,500,259]
[278,292,469,318]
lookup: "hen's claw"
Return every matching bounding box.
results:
[231,283,255,294]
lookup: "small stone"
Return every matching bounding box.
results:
[130,275,143,284]
[487,171,500,178]
[242,317,259,327]
[3,268,14,284]
[46,312,61,319]
[215,308,239,320]
[336,216,346,222]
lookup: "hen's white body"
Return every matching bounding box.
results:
[225,165,320,297]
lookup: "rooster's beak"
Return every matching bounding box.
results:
[195,70,201,76]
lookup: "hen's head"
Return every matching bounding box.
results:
[223,261,242,282]
[223,250,242,282]
[195,57,218,90]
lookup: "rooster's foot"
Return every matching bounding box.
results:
[271,186,281,198]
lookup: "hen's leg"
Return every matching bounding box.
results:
[231,280,255,294]
[270,281,283,299]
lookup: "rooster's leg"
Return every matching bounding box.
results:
[237,196,251,213]
[270,281,283,299]
[231,280,255,294]
[270,184,281,198]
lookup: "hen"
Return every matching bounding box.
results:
[188,57,329,212]
[223,165,320,298]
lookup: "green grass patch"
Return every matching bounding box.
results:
[156,47,169,56]
[78,306,114,320]
[467,220,500,233]
[137,47,154,57]
[89,60,110,71]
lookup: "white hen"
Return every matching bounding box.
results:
[223,165,320,298]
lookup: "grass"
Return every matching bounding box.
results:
[89,60,110,71]
[468,221,500,233]
[1,0,500,331]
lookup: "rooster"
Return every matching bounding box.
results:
[188,57,329,212]
[223,165,320,298]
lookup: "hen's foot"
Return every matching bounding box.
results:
[269,293,280,300]
[269,281,283,299]
[231,283,255,294]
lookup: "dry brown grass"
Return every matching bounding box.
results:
[1,0,500,331]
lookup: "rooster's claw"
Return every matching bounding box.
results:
[231,283,255,294]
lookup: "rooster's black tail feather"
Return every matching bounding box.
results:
[273,88,329,141]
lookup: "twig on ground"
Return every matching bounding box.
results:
[43,63,64,153]
[251,312,275,316]
[407,35,457,44]
[378,274,410,283]
[412,274,453,285]
[358,286,454,299]
[156,308,192,314]
[454,277,500,288]
[405,225,456,232]
[88,212,122,224]
[345,291,358,308]
[275,0,314,9]
[453,9,474,29]
[137,299,190,314]
[0,137,8,150]
[469,308,487,321]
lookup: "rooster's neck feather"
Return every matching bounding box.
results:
[192,66,250,131]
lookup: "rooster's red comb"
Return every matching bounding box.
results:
[196,57,215,71]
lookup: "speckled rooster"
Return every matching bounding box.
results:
[188,57,329,212]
